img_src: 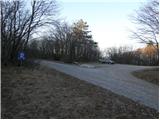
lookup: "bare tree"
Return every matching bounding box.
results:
[1,0,58,64]
[130,0,159,51]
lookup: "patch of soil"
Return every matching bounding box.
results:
[1,66,159,119]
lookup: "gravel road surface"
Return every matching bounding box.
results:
[39,60,159,111]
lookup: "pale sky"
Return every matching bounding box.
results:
[58,0,148,50]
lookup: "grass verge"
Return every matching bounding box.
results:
[1,65,159,118]
[132,67,159,85]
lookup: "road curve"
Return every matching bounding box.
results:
[39,60,159,111]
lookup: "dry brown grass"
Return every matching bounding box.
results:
[1,65,159,119]
[132,68,159,85]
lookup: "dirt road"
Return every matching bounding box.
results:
[39,60,159,111]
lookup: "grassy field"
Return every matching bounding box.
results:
[1,65,159,119]
[132,67,159,85]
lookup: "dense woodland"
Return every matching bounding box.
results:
[1,0,100,64]
[27,20,100,62]
[104,45,159,66]
[1,0,159,66]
